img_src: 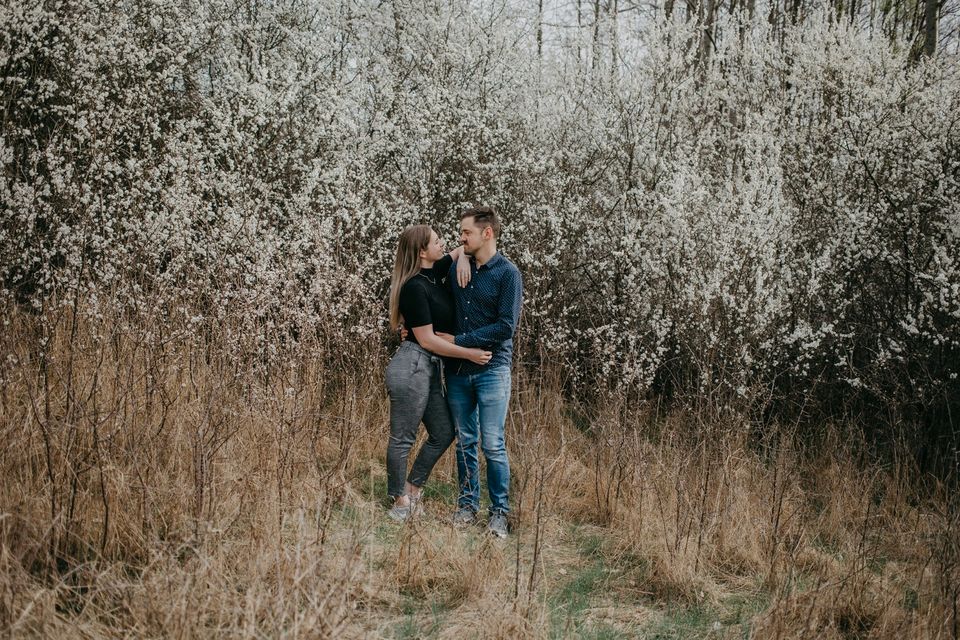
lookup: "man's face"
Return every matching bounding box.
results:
[459,216,489,256]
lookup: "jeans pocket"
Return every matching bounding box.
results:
[385,353,402,392]
[387,349,416,391]
[498,369,512,400]
[410,350,424,376]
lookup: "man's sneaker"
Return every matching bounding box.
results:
[488,512,509,538]
[452,507,478,527]
[388,496,424,522]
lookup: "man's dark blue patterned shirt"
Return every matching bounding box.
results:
[447,252,523,375]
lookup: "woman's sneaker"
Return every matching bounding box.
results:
[488,512,508,538]
[388,496,424,522]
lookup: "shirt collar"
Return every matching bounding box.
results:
[476,252,503,270]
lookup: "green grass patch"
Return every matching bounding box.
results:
[641,588,769,639]
[549,561,608,638]
[548,526,614,638]
[394,613,420,640]
[335,503,363,524]
[358,473,390,505]
[902,587,919,611]
[574,530,605,560]
[866,553,888,574]
[557,561,607,610]
[617,550,650,584]
[553,620,633,639]
[642,603,717,640]
[578,623,632,639]
[566,524,609,559]
[393,597,449,639]
[719,589,770,637]
[374,520,400,544]
[421,478,458,504]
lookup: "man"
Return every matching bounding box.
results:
[438,205,523,538]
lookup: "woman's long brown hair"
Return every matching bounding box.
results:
[388,224,433,331]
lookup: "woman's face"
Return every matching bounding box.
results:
[421,230,444,262]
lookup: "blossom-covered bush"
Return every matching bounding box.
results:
[2,1,958,453]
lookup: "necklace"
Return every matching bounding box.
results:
[417,272,436,285]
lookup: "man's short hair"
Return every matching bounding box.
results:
[461,205,500,238]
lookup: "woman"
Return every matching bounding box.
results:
[385,225,491,521]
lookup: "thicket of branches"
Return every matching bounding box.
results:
[2,0,959,467]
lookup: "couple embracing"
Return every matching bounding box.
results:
[385,206,522,538]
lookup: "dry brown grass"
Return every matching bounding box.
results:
[1,307,958,638]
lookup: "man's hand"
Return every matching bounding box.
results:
[456,253,472,288]
[399,324,408,341]
[435,332,456,344]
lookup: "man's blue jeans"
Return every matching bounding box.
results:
[447,366,512,515]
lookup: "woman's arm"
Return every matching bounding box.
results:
[451,246,472,288]
[411,325,491,365]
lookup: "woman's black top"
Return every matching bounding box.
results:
[398,255,456,346]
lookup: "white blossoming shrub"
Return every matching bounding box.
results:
[2,2,958,452]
